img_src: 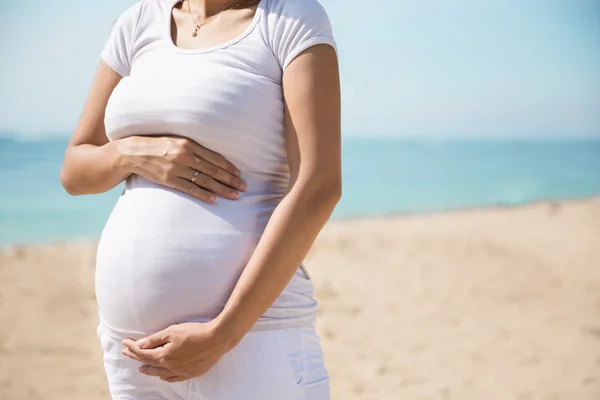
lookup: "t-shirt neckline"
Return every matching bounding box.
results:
[165,0,266,55]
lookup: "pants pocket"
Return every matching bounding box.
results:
[299,263,312,281]
[191,330,302,400]
[275,328,330,388]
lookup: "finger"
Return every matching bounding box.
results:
[187,169,240,200]
[158,172,214,203]
[189,145,240,177]
[174,177,216,203]
[138,365,179,379]
[190,157,246,192]
[162,375,189,383]
[122,340,166,364]
[134,331,169,350]
[121,348,163,368]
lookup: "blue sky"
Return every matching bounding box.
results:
[1,0,599,138]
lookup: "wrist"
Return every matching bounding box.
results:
[112,136,141,177]
[212,311,252,350]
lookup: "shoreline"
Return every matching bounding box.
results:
[2,194,599,252]
[330,193,600,223]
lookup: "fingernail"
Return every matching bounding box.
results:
[239,181,246,191]
[136,339,146,348]
[231,191,239,199]
[209,195,217,202]
[234,169,241,177]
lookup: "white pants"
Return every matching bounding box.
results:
[97,323,330,400]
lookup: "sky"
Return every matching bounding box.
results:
[1,0,599,139]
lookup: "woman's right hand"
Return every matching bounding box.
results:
[118,135,246,203]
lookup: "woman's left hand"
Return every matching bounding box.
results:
[121,320,235,383]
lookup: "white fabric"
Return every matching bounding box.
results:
[97,323,330,400]
[101,0,337,77]
[96,0,337,340]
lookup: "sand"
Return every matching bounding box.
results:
[1,197,599,400]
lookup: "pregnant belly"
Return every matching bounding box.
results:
[95,178,273,337]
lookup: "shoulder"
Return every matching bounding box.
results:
[264,0,330,22]
[262,0,334,37]
[108,0,170,43]
[115,0,145,22]
[260,0,336,71]
[111,0,165,29]
[109,0,144,36]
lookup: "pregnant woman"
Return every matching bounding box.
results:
[60,0,340,398]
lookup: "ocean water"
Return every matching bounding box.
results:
[1,136,599,247]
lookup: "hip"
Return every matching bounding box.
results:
[97,322,330,400]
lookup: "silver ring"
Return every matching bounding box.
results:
[191,170,200,183]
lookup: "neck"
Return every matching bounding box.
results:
[187,0,234,16]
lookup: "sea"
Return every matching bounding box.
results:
[1,136,599,247]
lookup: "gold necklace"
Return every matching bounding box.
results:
[186,0,256,37]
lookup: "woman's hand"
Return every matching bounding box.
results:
[118,135,247,202]
[121,321,235,383]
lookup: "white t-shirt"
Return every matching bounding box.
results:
[95,0,337,338]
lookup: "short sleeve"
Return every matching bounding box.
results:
[100,1,143,77]
[268,0,337,72]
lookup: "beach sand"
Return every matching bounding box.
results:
[1,197,599,400]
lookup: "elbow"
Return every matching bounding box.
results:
[60,145,76,195]
[301,175,342,214]
[60,164,81,196]
[315,178,342,217]
[326,177,342,205]
[60,145,88,196]
[59,168,75,195]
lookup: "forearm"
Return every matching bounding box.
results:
[60,139,132,195]
[215,178,341,345]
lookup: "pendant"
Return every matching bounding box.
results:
[192,26,199,37]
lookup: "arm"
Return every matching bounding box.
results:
[60,61,245,201]
[60,61,130,195]
[215,42,341,344]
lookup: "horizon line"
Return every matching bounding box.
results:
[1,131,600,143]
